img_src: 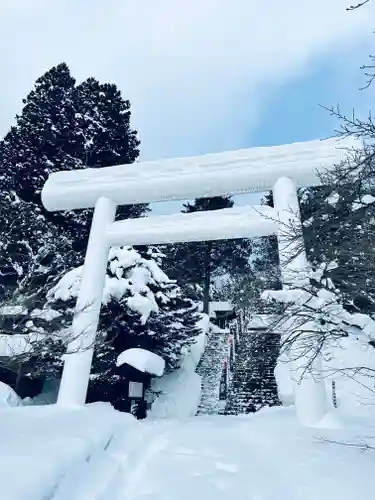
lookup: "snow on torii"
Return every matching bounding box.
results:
[42,137,352,210]
[41,137,356,424]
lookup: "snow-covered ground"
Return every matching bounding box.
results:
[2,404,375,500]
[107,408,375,500]
[0,403,136,500]
[2,315,375,499]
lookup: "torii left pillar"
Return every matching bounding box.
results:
[57,197,116,406]
[273,177,327,426]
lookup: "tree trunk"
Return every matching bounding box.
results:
[203,243,212,314]
[15,363,24,395]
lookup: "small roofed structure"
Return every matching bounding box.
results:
[115,348,165,419]
[208,301,235,329]
[247,314,280,331]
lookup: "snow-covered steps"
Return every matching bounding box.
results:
[224,328,280,415]
[196,325,229,415]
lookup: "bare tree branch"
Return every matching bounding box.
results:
[347,0,371,11]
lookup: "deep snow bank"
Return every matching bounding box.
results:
[0,403,136,500]
[275,336,375,416]
[148,315,209,418]
[0,381,23,407]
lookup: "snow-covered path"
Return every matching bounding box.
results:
[2,404,375,500]
[99,408,375,500]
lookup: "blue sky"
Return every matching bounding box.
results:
[0,0,374,217]
[151,49,375,215]
[251,57,374,148]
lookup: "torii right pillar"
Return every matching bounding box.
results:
[273,176,327,426]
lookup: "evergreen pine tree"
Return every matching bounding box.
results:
[0,63,79,203]
[0,63,144,297]
[163,196,252,313]
[0,191,74,302]
[75,77,140,169]
[0,64,141,202]
[0,63,145,252]
[0,63,146,395]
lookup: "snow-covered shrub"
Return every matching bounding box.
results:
[43,246,201,407]
[48,246,200,367]
[262,263,375,411]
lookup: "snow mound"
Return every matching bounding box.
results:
[149,359,202,419]
[275,336,375,417]
[274,353,295,406]
[324,336,375,417]
[0,403,136,500]
[116,348,165,377]
[0,382,23,408]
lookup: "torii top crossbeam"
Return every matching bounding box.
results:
[42,137,356,211]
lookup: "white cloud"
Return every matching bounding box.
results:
[0,0,373,159]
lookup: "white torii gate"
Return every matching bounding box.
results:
[42,137,355,425]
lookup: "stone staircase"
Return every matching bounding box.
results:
[224,326,280,415]
[196,325,229,415]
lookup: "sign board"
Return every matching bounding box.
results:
[129,381,143,399]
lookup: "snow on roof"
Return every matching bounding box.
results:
[209,302,233,314]
[0,334,30,357]
[42,137,357,211]
[0,306,27,316]
[247,314,279,330]
[116,348,165,377]
[107,205,278,246]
